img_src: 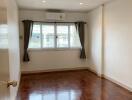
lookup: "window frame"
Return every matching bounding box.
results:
[28,22,81,51]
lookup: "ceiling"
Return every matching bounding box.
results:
[17,0,112,12]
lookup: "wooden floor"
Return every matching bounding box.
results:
[17,70,132,100]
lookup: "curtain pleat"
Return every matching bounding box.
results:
[23,20,33,62]
[75,22,86,59]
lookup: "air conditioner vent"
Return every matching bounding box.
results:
[46,9,63,12]
[46,12,66,21]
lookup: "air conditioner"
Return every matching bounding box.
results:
[46,12,66,21]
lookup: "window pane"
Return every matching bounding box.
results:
[0,24,8,49]
[29,24,41,48]
[57,25,68,48]
[28,23,81,49]
[42,25,55,48]
[70,25,81,48]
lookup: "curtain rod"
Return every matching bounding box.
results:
[35,21,76,23]
[22,20,87,24]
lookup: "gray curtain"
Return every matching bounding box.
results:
[75,22,86,59]
[23,20,33,62]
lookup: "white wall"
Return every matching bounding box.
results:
[0,1,10,100]
[87,6,103,76]
[0,7,9,79]
[0,50,9,100]
[103,0,132,91]
[19,10,89,72]
[0,8,7,24]
[7,0,20,99]
[87,0,132,91]
[0,50,9,78]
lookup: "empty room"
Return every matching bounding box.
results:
[0,0,132,100]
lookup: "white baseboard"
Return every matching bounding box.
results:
[103,75,132,92]
[21,67,89,74]
[87,66,132,92]
[87,67,102,77]
[21,66,132,92]
[87,67,98,75]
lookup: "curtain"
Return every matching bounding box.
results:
[75,22,86,59]
[23,20,33,62]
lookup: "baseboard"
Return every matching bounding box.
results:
[87,67,132,92]
[21,67,132,92]
[21,67,89,75]
[103,75,132,92]
[87,67,101,77]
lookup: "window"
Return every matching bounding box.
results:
[0,24,8,49]
[29,23,81,49]
[42,24,55,48]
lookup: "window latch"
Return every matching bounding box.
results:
[56,35,58,39]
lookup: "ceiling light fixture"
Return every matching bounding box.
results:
[80,2,84,5]
[42,0,46,3]
[80,3,88,6]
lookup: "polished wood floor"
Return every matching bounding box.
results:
[17,70,132,100]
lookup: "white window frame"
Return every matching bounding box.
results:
[28,22,81,51]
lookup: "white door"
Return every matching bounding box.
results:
[0,0,20,100]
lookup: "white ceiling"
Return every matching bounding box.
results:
[17,0,112,12]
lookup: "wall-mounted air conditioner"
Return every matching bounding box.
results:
[46,12,66,21]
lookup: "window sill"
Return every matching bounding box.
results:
[28,48,81,51]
